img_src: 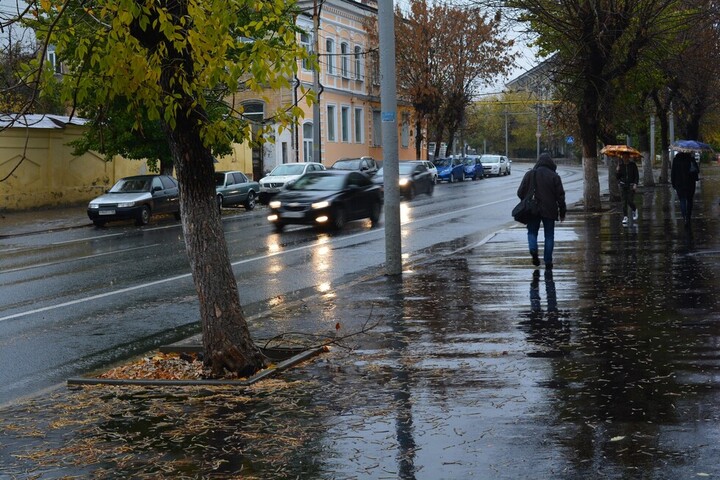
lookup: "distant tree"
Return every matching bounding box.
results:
[366,0,514,159]
[466,92,539,157]
[507,0,690,210]
[19,0,309,376]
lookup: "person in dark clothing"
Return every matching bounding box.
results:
[517,153,566,269]
[616,155,639,225]
[671,151,699,225]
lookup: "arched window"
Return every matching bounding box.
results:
[354,45,362,81]
[341,42,349,78]
[326,38,335,75]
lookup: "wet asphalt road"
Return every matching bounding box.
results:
[0,162,587,406]
[1,164,719,479]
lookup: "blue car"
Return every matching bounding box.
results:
[462,155,485,180]
[433,157,465,183]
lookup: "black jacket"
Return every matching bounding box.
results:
[616,160,639,187]
[517,155,566,220]
[671,152,698,197]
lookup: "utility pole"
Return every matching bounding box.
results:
[312,0,322,164]
[379,0,401,276]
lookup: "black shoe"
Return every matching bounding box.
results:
[531,251,540,267]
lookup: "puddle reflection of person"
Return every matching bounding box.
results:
[530,269,558,320]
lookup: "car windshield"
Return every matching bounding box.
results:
[433,159,451,167]
[464,158,477,165]
[110,178,152,193]
[214,173,227,187]
[482,156,501,165]
[332,159,361,170]
[290,174,345,191]
[270,164,306,176]
[399,163,415,174]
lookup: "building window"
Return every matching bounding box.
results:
[47,50,61,74]
[303,122,313,162]
[354,107,364,143]
[401,112,410,148]
[341,106,350,142]
[326,38,335,75]
[370,50,380,85]
[372,110,382,146]
[354,45,362,81]
[341,42,350,78]
[327,105,337,142]
[300,32,312,71]
[243,102,265,125]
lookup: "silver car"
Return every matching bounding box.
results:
[258,162,326,204]
[87,174,180,227]
[480,154,511,176]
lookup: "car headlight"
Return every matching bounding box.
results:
[269,200,282,209]
[117,201,136,208]
[89,203,99,209]
[312,200,330,209]
[399,178,409,186]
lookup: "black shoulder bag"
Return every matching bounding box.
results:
[512,170,541,224]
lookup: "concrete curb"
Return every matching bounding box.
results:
[66,346,326,388]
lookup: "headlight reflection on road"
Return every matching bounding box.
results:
[312,240,335,298]
[400,202,413,238]
[265,238,283,277]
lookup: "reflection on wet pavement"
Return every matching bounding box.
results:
[1,174,720,478]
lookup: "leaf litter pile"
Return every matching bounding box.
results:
[99,352,229,381]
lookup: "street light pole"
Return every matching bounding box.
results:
[312,0,322,164]
[379,0,401,276]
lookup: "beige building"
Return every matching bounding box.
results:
[237,0,424,176]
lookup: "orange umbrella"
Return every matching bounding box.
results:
[600,145,642,158]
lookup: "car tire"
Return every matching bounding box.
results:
[460,171,465,181]
[135,205,151,226]
[244,191,256,211]
[216,194,224,213]
[332,206,347,231]
[369,201,381,226]
[427,181,434,196]
[174,210,181,221]
[449,174,455,184]
[273,222,285,233]
[93,220,106,227]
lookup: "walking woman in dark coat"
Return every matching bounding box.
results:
[616,154,639,225]
[671,151,699,225]
[517,153,566,269]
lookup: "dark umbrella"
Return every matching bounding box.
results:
[670,140,714,153]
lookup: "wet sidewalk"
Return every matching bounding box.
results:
[1,171,720,479]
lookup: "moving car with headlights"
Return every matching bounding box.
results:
[329,156,379,177]
[433,157,465,183]
[373,162,434,200]
[462,155,485,180]
[215,170,259,211]
[480,154,511,176]
[258,162,326,204]
[268,170,383,233]
[87,174,180,227]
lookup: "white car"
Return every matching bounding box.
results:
[480,154,511,176]
[258,162,326,204]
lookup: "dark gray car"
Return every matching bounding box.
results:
[87,174,180,227]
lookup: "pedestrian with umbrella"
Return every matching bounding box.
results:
[616,153,640,225]
[671,151,700,226]
[600,145,642,226]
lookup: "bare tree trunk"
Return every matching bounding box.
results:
[641,152,655,187]
[608,157,620,201]
[414,117,423,159]
[579,111,601,211]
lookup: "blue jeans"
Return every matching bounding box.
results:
[527,217,556,265]
[678,195,694,220]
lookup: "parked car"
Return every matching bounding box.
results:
[214,170,259,211]
[258,162,326,204]
[408,160,438,184]
[373,162,434,200]
[480,154,511,176]
[461,155,485,180]
[433,157,465,183]
[87,174,180,227]
[267,170,383,233]
[330,156,379,177]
